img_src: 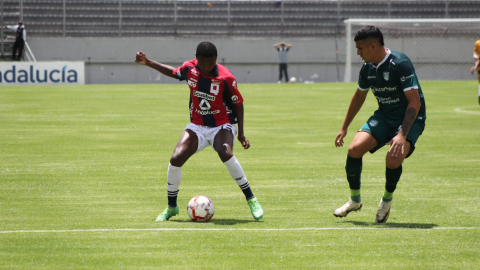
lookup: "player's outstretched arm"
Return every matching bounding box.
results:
[335,88,368,147]
[135,51,177,79]
[235,104,250,149]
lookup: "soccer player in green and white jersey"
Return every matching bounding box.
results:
[334,25,426,223]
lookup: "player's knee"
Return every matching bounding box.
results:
[385,156,403,169]
[216,144,233,162]
[348,145,364,159]
[170,153,189,167]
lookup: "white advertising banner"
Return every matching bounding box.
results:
[0,62,85,85]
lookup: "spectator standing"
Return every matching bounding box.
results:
[4,21,26,61]
[274,42,292,83]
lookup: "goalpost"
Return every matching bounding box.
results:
[344,18,480,83]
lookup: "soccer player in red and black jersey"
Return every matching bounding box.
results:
[135,42,263,221]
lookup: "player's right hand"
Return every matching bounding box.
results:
[471,66,476,75]
[335,129,347,147]
[135,51,148,65]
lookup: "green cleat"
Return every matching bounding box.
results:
[155,206,179,222]
[247,198,264,221]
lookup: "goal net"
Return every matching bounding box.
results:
[344,18,480,82]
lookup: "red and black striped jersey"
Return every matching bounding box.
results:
[173,59,244,127]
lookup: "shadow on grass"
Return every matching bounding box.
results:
[342,221,438,229]
[169,219,259,225]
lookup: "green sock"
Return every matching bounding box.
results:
[350,189,361,203]
[383,190,393,202]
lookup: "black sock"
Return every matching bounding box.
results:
[385,165,403,193]
[167,190,178,207]
[346,155,362,190]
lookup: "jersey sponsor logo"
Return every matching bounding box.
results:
[193,90,215,101]
[190,68,199,76]
[400,74,414,82]
[367,76,376,79]
[194,108,220,115]
[371,86,396,94]
[376,96,400,104]
[187,80,197,88]
[199,99,212,111]
[383,72,390,81]
[189,77,197,82]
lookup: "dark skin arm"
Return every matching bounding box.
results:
[135,51,177,79]
[234,104,250,149]
[386,89,421,156]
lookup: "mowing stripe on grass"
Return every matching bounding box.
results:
[1,227,479,234]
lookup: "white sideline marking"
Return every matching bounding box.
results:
[1,227,479,234]
[454,107,480,115]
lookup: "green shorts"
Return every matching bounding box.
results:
[359,110,425,158]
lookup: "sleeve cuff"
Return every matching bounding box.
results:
[403,86,419,92]
[357,85,370,91]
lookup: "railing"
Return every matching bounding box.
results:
[24,41,36,62]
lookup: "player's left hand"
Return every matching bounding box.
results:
[471,66,476,75]
[386,134,407,157]
[238,134,250,149]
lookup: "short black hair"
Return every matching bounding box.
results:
[196,41,217,58]
[354,25,385,46]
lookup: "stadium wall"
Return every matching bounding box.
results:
[28,37,473,84]
[28,38,344,84]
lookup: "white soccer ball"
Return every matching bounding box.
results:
[187,195,215,222]
[289,77,297,83]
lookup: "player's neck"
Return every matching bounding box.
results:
[373,48,389,66]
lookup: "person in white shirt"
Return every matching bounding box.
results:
[274,42,292,83]
[4,21,27,60]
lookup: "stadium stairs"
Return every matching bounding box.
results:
[1,0,480,38]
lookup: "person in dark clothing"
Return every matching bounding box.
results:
[5,21,27,60]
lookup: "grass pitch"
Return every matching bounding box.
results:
[1,81,479,269]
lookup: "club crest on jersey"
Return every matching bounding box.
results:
[383,72,389,81]
[369,119,378,127]
[231,95,239,102]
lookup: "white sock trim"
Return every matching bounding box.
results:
[224,156,249,187]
